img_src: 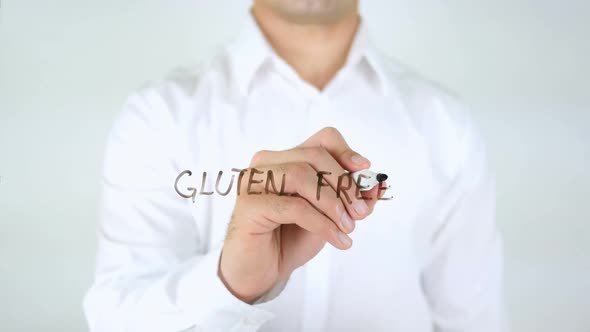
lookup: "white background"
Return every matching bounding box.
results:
[0,1,589,331]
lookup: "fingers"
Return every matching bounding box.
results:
[358,181,383,214]
[250,147,370,220]
[239,126,381,248]
[298,127,371,173]
[247,162,356,233]
[238,194,353,250]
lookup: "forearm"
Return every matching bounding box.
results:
[84,244,274,332]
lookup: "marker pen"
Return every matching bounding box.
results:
[351,169,388,191]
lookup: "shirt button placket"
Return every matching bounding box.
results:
[301,93,332,332]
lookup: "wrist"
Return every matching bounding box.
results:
[218,244,278,304]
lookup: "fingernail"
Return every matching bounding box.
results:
[351,154,369,165]
[352,199,369,216]
[341,212,355,232]
[338,231,352,247]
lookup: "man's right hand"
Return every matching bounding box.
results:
[218,127,384,303]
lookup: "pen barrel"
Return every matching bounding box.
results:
[350,169,382,191]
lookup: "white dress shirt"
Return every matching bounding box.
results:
[84,13,506,332]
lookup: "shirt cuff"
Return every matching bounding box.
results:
[176,245,276,331]
[254,279,289,305]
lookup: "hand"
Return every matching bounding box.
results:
[218,127,384,303]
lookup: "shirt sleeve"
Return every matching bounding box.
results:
[421,108,509,332]
[83,88,276,332]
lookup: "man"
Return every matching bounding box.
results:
[84,0,506,331]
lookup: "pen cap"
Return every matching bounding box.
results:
[350,169,388,191]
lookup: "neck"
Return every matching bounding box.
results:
[251,5,360,90]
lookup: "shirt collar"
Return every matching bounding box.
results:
[226,11,388,96]
[346,19,389,95]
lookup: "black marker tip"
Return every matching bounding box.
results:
[376,173,388,182]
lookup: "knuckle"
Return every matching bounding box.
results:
[331,200,343,218]
[319,218,336,238]
[290,162,313,179]
[288,196,308,213]
[320,126,341,138]
[338,148,354,160]
[304,146,327,161]
[275,163,288,174]
[250,150,270,166]
[303,147,319,160]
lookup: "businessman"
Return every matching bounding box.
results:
[84,0,506,331]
